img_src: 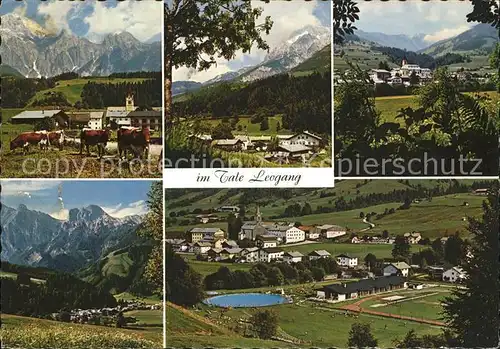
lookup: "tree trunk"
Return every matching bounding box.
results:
[164,15,173,125]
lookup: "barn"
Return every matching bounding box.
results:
[10,110,69,128]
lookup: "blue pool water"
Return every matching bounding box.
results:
[204,293,290,308]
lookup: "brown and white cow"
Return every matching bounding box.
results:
[80,129,109,158]
[47,130,65,150]
[117,127,150,160]
[10,132,48,154]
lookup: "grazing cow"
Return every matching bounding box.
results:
[10,132,48,154]
[80,129,109,158]
[117,127,150,160]
[39,138,48,151]
[47,130,65,150]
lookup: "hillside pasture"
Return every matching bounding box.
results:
[2,314,162,348]
[28,77,151,106]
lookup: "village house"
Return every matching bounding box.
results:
[336,254,358,267]
[217,206,240,213]
[207,248,223,261]
[212,139,244,152]
[165,239,186,252]
[193,242,212,255]
[427,265,445,280]
[316,275,407,301]
[221,240,239,249]
[383,262,411,277]
[128,110,162,131]
[308,250,331,260]
[315,224,347,239]
[189,227,225,243]
[404,232,422,244]
[240,247,260,263]
[369,69,392,84]
[11,110,70,128]
[443,266,467,283]
[299,225,319,240]
[259,247,284,263]
[273,144,312,161]
[196,213,218,224]
[473,188,488,195]
[267,225,305,244]
[283,251,304,263]
[220,247,243,260]
[280,131,323,148]
[88,111,104,130]
[351,236,361,244]
[256,235,279,248]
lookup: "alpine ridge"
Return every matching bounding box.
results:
[0,14,161,78]
[0,204,143,272]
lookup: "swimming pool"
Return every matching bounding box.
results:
[203,293,290,308]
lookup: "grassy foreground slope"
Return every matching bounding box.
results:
[166,302,293,348]
[2,314,162,348]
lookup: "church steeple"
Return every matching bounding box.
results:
[256,206,262,224]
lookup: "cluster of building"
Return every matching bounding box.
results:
[192,130,324,163]
[10,94,162,131]
[52,301,161,324]
[369,59,433,86]
[427,265,468,283]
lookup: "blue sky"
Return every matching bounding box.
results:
[1,0,162,43]
[355,0,474,41]
[173,0,331,82]
[1,180,158,219]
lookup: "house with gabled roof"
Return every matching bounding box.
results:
[283,251,304,263]
[383,262,411,277]
[308,250,331,260]
[336,254,358,267]
[316,275,407,301]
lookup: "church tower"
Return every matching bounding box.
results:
[256,206,262,224]
[125,93,135,112]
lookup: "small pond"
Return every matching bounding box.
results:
[203,293,290,308]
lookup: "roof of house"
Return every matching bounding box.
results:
[262,247,283,254]
[298,225,314,232]
[194,242,212,247]
[284,251,304,258]
[320,276,406,295]
[222,240,239,247]
[243,247,259,253]
[277,144,311,153]
[301,131,323,140]
[371,69,391,73]
[89,111,104,119]
[222,248,242,254]
[190,227,223,234]
[257,235,278,241]
[249,135,272,141]
[447,266,466,275]
[128,110,161,117]
[208,248,223,254]
[386,262,411,270]
[165,239,186,245]
[214,139,242,146]
[336,254,356,259]
[107,111,129,118]
[12,110,63,119]
[309,250,331,257]
[317,224,345,230]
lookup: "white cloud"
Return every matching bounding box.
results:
[173,0,326,82]
[84,1,162,43]
[37,0,79,34]
[49,208,69,221]
[355,1,473,36]
[101,200,148,218]
[424,25,471,43]
[1,181,60,197]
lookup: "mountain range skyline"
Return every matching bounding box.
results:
[1,180,155,219]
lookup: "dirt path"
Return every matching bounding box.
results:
[339,295,445,326]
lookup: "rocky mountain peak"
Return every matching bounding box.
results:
[68,205,108,222]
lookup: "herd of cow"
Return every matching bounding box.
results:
[9,127,151,160]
